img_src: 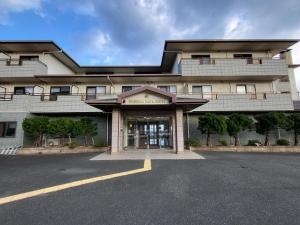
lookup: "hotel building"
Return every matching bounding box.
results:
[0,39,299,153]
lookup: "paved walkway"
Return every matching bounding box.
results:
[90,150,205,160]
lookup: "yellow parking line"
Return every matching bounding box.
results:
[0,159,151,206]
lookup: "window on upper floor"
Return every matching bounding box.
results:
[192,85,212,99]
[191,55,212,65]
[122,86,140,93]
[233,54,253,64]
[0,122,17,138]
[236,84,256,94]
[14,86,34,95]
[158,85,177,94]
[19,55,39,61]
[86,86,106,100]
[50,86,71,95]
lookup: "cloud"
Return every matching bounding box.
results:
[0,0,45,25]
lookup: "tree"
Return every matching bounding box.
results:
[48,118,76,145]
[227,114,254,146]
[76,118,97,146]
[255,112,290,146]
[22,117,49,147]
[198,113,227,146]
[287,113,300,146]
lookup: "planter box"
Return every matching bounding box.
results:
[190,146,300,153]
[17,146,110,155]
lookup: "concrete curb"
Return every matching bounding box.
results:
[17,147,110,155]
[190,146,300,153]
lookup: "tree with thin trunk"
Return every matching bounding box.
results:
[76,118,97,146]
[227,113,254,146]
[48,118,76,145]
[22,117,49,147]
[255,112,290,146]
[287,113,300,146]
[198,113,227,146]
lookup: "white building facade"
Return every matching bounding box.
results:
[0,40,299,152]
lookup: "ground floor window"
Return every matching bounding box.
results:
[0,122,17,138]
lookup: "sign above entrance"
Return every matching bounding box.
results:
[122,92,170,105]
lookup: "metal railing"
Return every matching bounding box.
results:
[0,91,289,102]
[180,57,283,65]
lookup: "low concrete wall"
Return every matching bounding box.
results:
[191,146,300,153]
[17,146,110,155]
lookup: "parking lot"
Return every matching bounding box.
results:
[1,152,300,225]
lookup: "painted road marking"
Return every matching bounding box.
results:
[0,159,151,206]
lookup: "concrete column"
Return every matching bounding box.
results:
[175,108,184,153]
[172,114,177,152]
[111,107,120,153]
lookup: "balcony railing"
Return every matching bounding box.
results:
[0,58,48,77]
[179,57,288,77]
[0,91,284,102]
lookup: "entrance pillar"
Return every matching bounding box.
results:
[175,107,184,153]
[111,107,121,153]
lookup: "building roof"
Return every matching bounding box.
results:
[0,39,298,74]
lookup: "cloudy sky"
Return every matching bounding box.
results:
[0,0,300,87]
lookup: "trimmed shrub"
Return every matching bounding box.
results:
[68,141,80,149]
[94,139,107,147]
[185,138,201,147]
[247,140,262,146]
[219,140,228,146]
[276,139,289,146]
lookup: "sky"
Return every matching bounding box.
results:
[0,0,300,88]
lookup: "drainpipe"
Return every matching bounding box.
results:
[107,76,114,94]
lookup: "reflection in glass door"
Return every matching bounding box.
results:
[125,117,173,150]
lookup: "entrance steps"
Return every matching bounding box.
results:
[90,150,205,160]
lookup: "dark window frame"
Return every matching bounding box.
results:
[0,121,17,138]
[157,85,177,94]
[191,55,212,64]
[86,86,106,100]
[233,54,253,64]
[122,86,140,93]
[50,86,71,95]
[14,86,34,95]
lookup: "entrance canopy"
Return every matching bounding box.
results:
[86,86,208,112]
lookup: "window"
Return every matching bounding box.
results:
[50,86,70,95]
[158,85,177,94]
[19,55,39,61]
[0,122,17,138]
[192,85,212,99]
[122,86,140,93]
[14,87,34,95]
[234,54,253,64]
[191,55,211,64]
[236,84,256,94]
[86,86,106,100]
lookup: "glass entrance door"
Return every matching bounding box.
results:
[125,117,172,150]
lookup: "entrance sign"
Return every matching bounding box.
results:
[122,92,170,105]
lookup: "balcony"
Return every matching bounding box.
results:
[179,58,288,79]
[0,59,47,78]
[0,94,102,113]
[0,91,294,113]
